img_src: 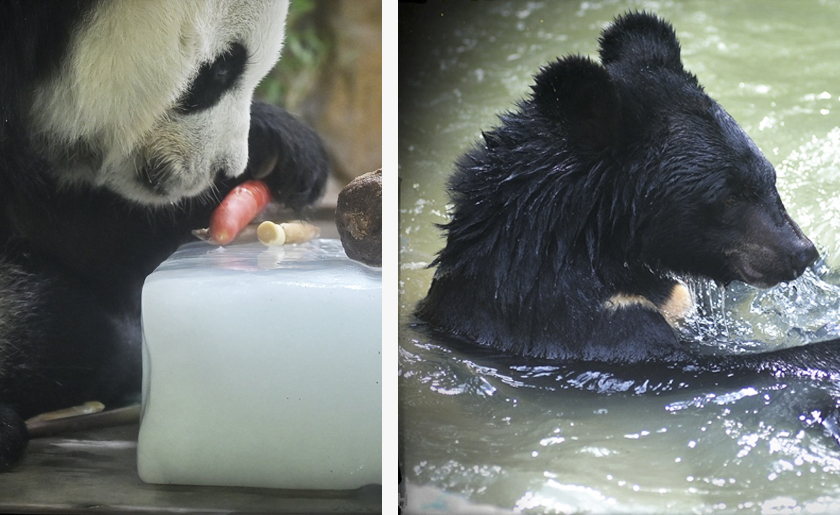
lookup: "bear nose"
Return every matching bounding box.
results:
[791,241,819,275]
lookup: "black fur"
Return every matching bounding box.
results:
[246,102,331,212]
[0,1,328,469]
[417,13,835,376]
[176,42,249,115]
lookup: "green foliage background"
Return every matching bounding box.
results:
[256,0,331,109]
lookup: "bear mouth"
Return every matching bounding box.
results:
[129,160,218,205]
[728,245,810,289]
[731,255,778,288]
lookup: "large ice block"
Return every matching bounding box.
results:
[137,240,381,489]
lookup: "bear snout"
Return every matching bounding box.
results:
[773,211,819,281]
[791,240,820,274]
[729,212,818,288]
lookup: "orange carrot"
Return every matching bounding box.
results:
[209,180,272,245]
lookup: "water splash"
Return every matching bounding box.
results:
[677,263,840,353]
[778,127,840,270]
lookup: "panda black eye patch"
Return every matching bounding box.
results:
[176,43,248,114]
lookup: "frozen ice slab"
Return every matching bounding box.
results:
[137,240,381,489]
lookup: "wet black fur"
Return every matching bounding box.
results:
[416,13,840,382]
[0,1,328,469]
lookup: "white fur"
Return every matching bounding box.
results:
[29,0,289,204]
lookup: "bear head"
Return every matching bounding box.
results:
[23,0,288,205]
[527,11,817,288]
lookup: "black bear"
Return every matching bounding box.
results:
[416,12,840,377]
[0,1,327,469]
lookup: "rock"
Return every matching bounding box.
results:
[335,169,381,267]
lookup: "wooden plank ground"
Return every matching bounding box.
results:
[0,423,381,514]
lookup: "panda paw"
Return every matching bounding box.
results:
[246,102,329,213]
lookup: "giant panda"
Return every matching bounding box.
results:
[0,0,329,469]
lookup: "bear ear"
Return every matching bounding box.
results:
[598,11,683,72]
[529,55,621,150]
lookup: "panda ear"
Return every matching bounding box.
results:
[529,55,621,150]
[598,11,683,72]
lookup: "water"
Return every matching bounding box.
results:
[399,1,840,513]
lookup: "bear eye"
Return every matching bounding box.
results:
[176,43,248,114]
[721,186,756,207]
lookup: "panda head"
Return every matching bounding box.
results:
[27,0,289,205]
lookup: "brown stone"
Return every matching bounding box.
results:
[335,169,382,267]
